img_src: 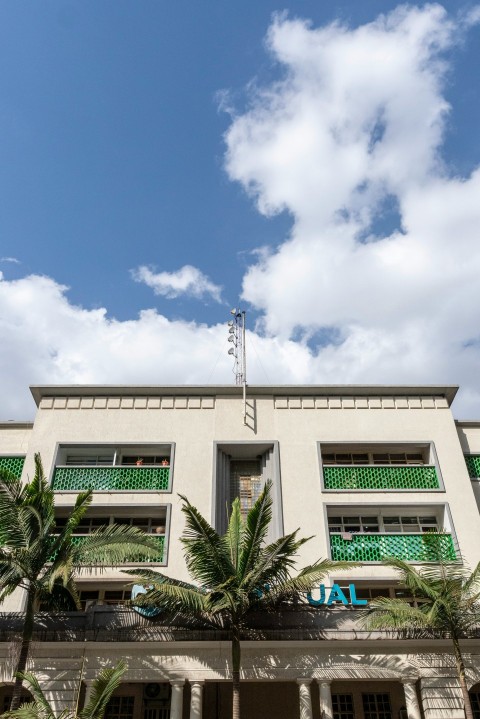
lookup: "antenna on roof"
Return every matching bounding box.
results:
[227,309,247,424]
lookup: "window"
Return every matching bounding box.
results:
[470,691,480,719]
[351,587,391,601]
[56,443,173,468]
[120,456,169,466]
[55,516,166,535]
[78,588,132,610]
[382,516,438,533]
[113,517,166,534]
[362,693,392,719]
[328,516,380,534]
[105,696,135,719]
[352,585,427,608]
[323,451,425,465]
[66,454,114,466]
[332,694,355,719]
[230,461,263,520]
[65,454,170,467]
[328,515,438,534]
[214,442,283,538]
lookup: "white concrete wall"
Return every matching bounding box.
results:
[0,424,32,457]
[10,388,480,587]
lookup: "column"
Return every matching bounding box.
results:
[170,680,185,719]
[296,679,313,719]
[82,681,94,709]
[318,680,333,719]
[403,680,422,719]
[189,680,204,719]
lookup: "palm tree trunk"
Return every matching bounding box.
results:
[10,586,35,711]
[231,628,241,719]
[451,634,474,719]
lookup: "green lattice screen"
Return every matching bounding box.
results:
[0,456,25,478]
[465,455,480,478]
[52,466,170,491]
[323,465,439,490]
[330,533,457,562]
[50,534,165,563]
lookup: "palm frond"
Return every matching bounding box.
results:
[0,467,26,504]
[0,476,30,549]
[70,525,161,565]
[266,559,356,602]
[25,455,55,529]
[179,496,234,586]
[238,481,273,581]
[48,491,92,560]
[36,580,78,612]
[4,672,57,719]
[361,597,432,631]
[241,532,307,592]
[79,662,127,719]
[382,558,444,602]
[132,581,211,617]
[224,498,242,572]
[463,561,480,593]
[123,568,199,590]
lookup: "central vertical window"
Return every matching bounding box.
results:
[230,460,262,519]
[213,442,283,539]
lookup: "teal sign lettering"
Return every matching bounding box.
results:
[306,584,367,607]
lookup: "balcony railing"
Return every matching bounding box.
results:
[52,465,170,491]
[50,534,165,564]
[465,455,480,479]
[0,456,25,478]
[1,608,478,643]
[323,465,439,490]
[330,532,457,562]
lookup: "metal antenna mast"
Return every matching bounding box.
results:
[227,309,247,424]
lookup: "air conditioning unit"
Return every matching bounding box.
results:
[144,684,161,700]
[143,684,171,702]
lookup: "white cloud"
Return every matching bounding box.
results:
[0,270,479,421]
[0,273,327,418]
[132,265,223,303]
[0,257,20,264]
[221,3,480,409]
[2,5,480,420]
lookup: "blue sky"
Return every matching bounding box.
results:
[1,1,480,417]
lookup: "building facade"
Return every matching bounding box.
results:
[1,383,480,719]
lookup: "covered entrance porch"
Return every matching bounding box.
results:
[103,679,421,719]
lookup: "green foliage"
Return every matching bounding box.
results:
[127,482,355,719]
[362,558,480,717]
[0,455,161,610]
[2,662,127,719]
[362,558,480,635]
[0,454,160,711]
[127,480,355,627]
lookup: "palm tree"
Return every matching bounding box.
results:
[361,558,480,719]
[2,661,127,719]
[127,481,355,719]
[0,454,160,712]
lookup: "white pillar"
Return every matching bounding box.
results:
[296,679,313,719]
[82,681,94,710]
[189,680,204,719]
[318,680,333,719]
[170,680,185,719]
[403,681,422,719]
